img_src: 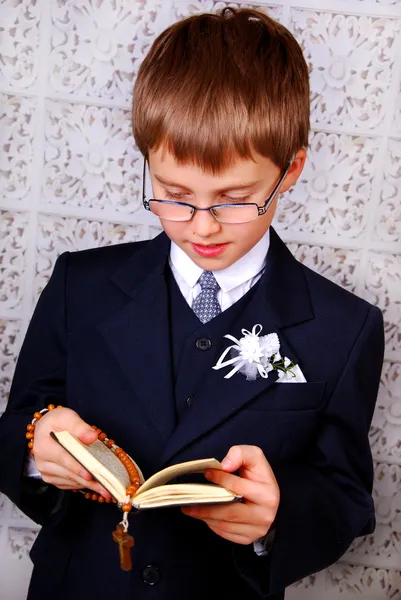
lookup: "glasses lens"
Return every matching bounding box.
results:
[149,200,193,222]
[212,204,258,224]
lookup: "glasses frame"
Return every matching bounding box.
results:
[142,158,291,224]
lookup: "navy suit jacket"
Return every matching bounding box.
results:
[0,228,384,600]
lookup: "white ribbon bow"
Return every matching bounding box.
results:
[213,324,287,381]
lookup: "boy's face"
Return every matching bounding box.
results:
[148,146,305,271]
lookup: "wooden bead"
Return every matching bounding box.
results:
[47,404,55,410]
[33,412,42,420]
[28,441,34,449]
[30,448,34,455]
[27,424,35,432]
[91,493,98,501]
[121,503,132,513]
[98,432,107,442]
[106,439,115,448]
[91,425,98,431]
[84,492,91,499]
[105,497,112,503]
[57,405,63,408]
[98,496,105,503]
[26,432,34,440]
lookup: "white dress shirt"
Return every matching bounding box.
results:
[169,229,270,310]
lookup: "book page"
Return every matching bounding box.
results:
[51,432,131,503]
[133,483,241,510]
[136,458,222,495]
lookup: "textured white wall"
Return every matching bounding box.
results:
[0,0,400,598]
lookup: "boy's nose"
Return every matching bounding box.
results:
[191,208,222,238]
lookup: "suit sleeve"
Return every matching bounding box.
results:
[0,253,71,525]
[233,305,384,598]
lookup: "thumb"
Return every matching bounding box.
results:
[75,421,98,446]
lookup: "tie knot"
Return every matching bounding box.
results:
[198,271,219,292]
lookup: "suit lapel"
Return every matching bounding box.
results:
[162,228,315,464]
[98,233,176,441]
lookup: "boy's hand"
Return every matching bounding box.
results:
[32,407,111,499]
[181,445,279,545]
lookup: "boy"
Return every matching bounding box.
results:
[0,7,384,600]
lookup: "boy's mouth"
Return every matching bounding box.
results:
[191,243,229,258]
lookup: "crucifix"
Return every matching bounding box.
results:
[112,524,134,571]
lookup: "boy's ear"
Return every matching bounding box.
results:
[279,148,307,194]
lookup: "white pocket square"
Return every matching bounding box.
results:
[276,363,307,383]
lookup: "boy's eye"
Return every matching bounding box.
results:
[164,190,188,201]
[224,195,251,204]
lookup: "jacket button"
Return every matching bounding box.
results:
[142,564,160,586]
[195,337,212,351]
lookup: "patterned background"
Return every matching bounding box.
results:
[0,0,400,598]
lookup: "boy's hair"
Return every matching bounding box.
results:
[132,7,310,173]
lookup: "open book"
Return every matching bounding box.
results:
[51,431,241,510]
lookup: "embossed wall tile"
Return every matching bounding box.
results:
[394,83,401,133]
[274,132,380,238]
[289,9,401,129]
[11,504,32,520]
[364,252,401,355]
[0,320,22,415]
[286,242,362,292]
[42,101,142,214]
[173,0,283,20]
[0,95,36,203]
[7,527,39,560]
[0,493,7,519]
[149,225,164,239]
[48,0,167,101]
[370,361,401,461]
[375,139,401,243]
[326,564,401,597]
[0,0,41,90]
[0,211,29,313]
[34,214,143,301]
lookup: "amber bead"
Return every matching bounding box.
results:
[106,439,115,448]
[27,424,35,432]
[98,432,107,442]
[91,425,98,431]
[33,412,42,420]
[121,503,132,513]
[57,405,63,408]
[84,492,91,499]
[26,432,34,440]
[28,441,34,449]
[30,448,34,455]
[47,404,55,410]
[91,493,98,501]
[98,496,105,503]
[114,448,123,457]
[105,497,112,503]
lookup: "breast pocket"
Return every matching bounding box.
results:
[245,381,326,412]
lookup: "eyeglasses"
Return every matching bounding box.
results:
[142,159,291,224]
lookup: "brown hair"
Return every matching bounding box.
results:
[132,7,310,173]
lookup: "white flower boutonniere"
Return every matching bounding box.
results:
[213,324,298,381]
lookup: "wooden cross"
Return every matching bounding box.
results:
[112,524,134,571]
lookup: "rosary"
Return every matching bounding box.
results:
[27,406,140,571]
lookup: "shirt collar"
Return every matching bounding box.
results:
[169,229,270,292]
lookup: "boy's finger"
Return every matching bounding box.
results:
[221,445,278,485]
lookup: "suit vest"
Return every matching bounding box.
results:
[165,266,260,419]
